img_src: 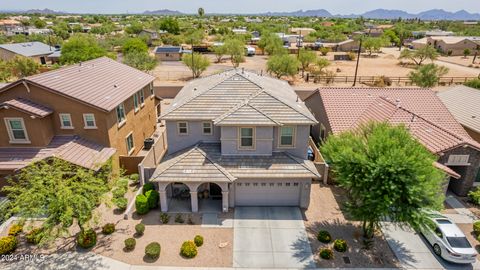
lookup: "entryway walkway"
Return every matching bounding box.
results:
[233,206,315,268]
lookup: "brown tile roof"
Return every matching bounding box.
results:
[0,135,115,171]
[150,143,320,182]
[1,57,155,112]
[308,87,480,154]
[162,70,317,125]
[437,85,480,134]
[1,98,53,118]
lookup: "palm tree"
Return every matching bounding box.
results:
[198,7,205,17]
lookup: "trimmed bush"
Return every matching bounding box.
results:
[124,238,136,251]
[180,240,198,258]
[175,214,184,224]
[160,213,170,224]
[317,230,332,243]
[135,223,145,236]
[112,187,127,198]
[145,242,161,259]
[102,223,115,235]
[130,173,140,184]
[8,224,23,236]
[114,197,128,210]
[0,236,17,255]
[77,229,97,249]
[25,228,43,245]
[145,190,159,209]
[469,188,480,205]
[117,178,129,188]
[319,248,334,260]
[135,194,149,214]
[194,235,204,247]
[474,221,480,235]
[333,239,348,252]
[142,182,155,194]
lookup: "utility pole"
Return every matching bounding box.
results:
[191,38,195,79]
[352,38,362,87]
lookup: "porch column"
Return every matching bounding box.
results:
[190,191,198,212]
[159,191,168,212]
[222,191,229,212]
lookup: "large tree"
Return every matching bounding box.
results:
[409,63,449,87]
[10,56,39,78]
[60,34,110,64]
[3,159,112,245]
[321,122,445,239]
[267,54,299,79]
[399,46,439,66]
[298,48,316,77]
[156,17,180,35]
[362,37,388,56]
[224,38,245,68]
[122,38,148,55]
[258,33,285,55]
[181,53,210,78]
[123,51,157,71]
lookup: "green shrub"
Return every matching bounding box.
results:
[180,240,198,258]
[135,223,145,236]
[114,197,128,210]
[112,187,127,198]
[102,223,115,235]
[474,221,480,235]
[124,238,136,251]
[0,236,17,255]
[465,79,480,90]
[142,182,155,194]
[77,229,97,249]
[160,213,170,224]
[8,224,23,236]
[319,248,334,260]
[145,242,161,259]
[135,194,149,214]
[130,173,140,184]
[194,235,204,247]
[317,230,332,243]
[333,239,348,252]
[25,228,43,245]
[469,188,480,205]
[175,214,185,223]
[145,190,159,209]
[117,178,129,188]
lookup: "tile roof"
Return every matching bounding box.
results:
[1,98,53,118]
[0,42,55,57]
[0,135,115,171]
[308,87,480,153]
[437,85,480,134]
[150,143,320,182]
[2,57,155,112]
[162,70,317,126]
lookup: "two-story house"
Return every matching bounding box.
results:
[304,87,480,196]
[149,70,321,213]
[0,57,158,189]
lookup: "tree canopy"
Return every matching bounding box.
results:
[156,17,180,35]
[399,46,439,66]
[181,53,210,78]
[60,34,111,64]
[122,38,148,55]
[298,48,317,77]
[224,38,245,68]
[258,33,285,55]
[267,54,299,78]
[321,122,445,238]
[123,51,157,71]
[409,63,449,87]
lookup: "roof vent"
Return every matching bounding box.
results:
[472,115,477,119]
[113,84,118,88]
[193,87,197,91]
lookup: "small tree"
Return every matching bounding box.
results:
[0,60,13,82]
[464,79,480,90]
[399,46,439,66]
[362,37,387,56]
[123,51,157,71]
[258,33,285,55]
[266,54,299,79]
[10,56,39,78]
[213,45,227,63]
[224,38,245,68]
[298,48,316,77]
[125,22,143,35]
[181,53,210,78]
[321,122,444,239]
[409,63,449,87]
[308,57,330,77]
[60,34,109,64]
[464,49,471,58]
[122,38,148,55]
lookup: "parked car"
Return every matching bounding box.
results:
[420,212,477,264]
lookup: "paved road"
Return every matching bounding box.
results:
[233,206,316,268]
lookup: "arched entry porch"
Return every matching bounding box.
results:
[163,182,191,212]
[197,182,224,212]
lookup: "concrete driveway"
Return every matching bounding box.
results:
[233,207,315,268]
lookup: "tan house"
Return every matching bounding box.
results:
[289,27,316,36]
[0,57,158,187]
[154,46,183,61]
[412,36,480,56]
[0,42,57,64]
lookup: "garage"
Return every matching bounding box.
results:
[234,180,302,206]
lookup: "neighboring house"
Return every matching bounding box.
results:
[411,36,480,55]
[140,29,160,40]
[438,85,480,143]
[0,57,158,188]
[0,19,21,34]
[154,46,183,61]
[149,70,320,212]
[289,27,316,36]
[232,27,248,35]
[304,88,480,196]
[0,42,58,64]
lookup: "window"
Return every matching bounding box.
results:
[269,183,274,187]
[293,182,299,186]
[149,83,154,96]
[133,92,140,112]
[139,90,145,105]
[277,183,282,187]
[286,182,291,186]
[236,183,242,186]
[5,118,29,143]
[253,183,258,186]
[83,114,97,129]
[202,122,212,135]
[116,103,126,125]
[446,155,470,166]
[261,183,266,186]
[177,122,188,135]
[279,126,295,147]
[245,183,250,186]
[126,133,134,155]
[239,127,254,149]
[59,113,73,129]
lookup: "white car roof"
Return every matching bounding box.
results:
[436,219,465,237]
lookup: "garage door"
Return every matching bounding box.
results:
[234,180,301,206]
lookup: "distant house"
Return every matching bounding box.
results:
[289,27,316,36]
[154,46,183,61]
[0,42,58,64]
[232,27,248,35]
[320,21,335,27]
[140,29,160,41]
[304,88,480,196]
[0,19,21,33]
[438,85,480,143]
[425,30,455,37]
[412,36,480,56]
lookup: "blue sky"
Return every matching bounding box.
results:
[3,0,480,14]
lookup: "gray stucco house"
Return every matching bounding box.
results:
[149,70,320,212]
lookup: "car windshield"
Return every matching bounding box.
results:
[446,237,472,248]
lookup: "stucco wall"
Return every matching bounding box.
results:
[304,92,332,144]
[221,126,273,156]
[272,125,310,159]
[439,146,480,196]
[0,109,54,147]
[465,126,480,144]
[165,120,221,154]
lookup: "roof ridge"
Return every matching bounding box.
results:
[259,89,318,123]
[152,146,199,176]
[246,103,282,126]
[283,152,321,178]
[213,88,265,124]
[195,145,236,181]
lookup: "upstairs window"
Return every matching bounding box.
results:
[83,114,97,129]
[202,122,212,135]
[116,103,126,125]
[279,126,295,147]
[139,89,145,104]
[177,122,188,135]
[133,92,140,112]
[126,133,134,155]
[149,83,154,96]
[5,118,29,143]
[59,113,73,129]
[239,127,254,149]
